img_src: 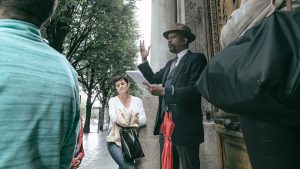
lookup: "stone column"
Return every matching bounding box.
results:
[150,0,177,72]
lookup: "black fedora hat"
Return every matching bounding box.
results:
[163,23,196,43]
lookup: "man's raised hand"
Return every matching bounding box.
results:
[139,40,151,62]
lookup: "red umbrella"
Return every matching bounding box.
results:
[161,112,175,169]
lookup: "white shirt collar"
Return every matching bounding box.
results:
[175,49,189,66]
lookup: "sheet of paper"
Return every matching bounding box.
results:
[126,70,150,89]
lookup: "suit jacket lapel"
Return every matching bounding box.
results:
[172,51,190,85]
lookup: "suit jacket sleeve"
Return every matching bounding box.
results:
[164,53,207,104]
[137,61,170,84]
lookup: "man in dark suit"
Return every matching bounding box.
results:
[138,23,207,169]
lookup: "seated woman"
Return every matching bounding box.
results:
[106,75,146,169]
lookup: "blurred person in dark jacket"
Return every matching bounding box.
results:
[220,1,300,169]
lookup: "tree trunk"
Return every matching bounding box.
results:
[97,103,105,132]
[83,94,93,133]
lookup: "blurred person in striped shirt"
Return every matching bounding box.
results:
[0,0,80,168]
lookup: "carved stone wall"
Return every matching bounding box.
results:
[184,0,208,57]
[203,0,241,59]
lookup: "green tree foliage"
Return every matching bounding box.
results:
[42,0,140,133]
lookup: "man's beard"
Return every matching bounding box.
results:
[168,45,176,53]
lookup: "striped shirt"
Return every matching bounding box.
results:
[0,19,80,169]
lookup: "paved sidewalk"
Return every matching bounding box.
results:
[79,131,118,169]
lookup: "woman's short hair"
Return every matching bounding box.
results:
[0,0,58,27]
[113,75,129,85]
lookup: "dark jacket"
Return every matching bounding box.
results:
[138,51,207,145]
